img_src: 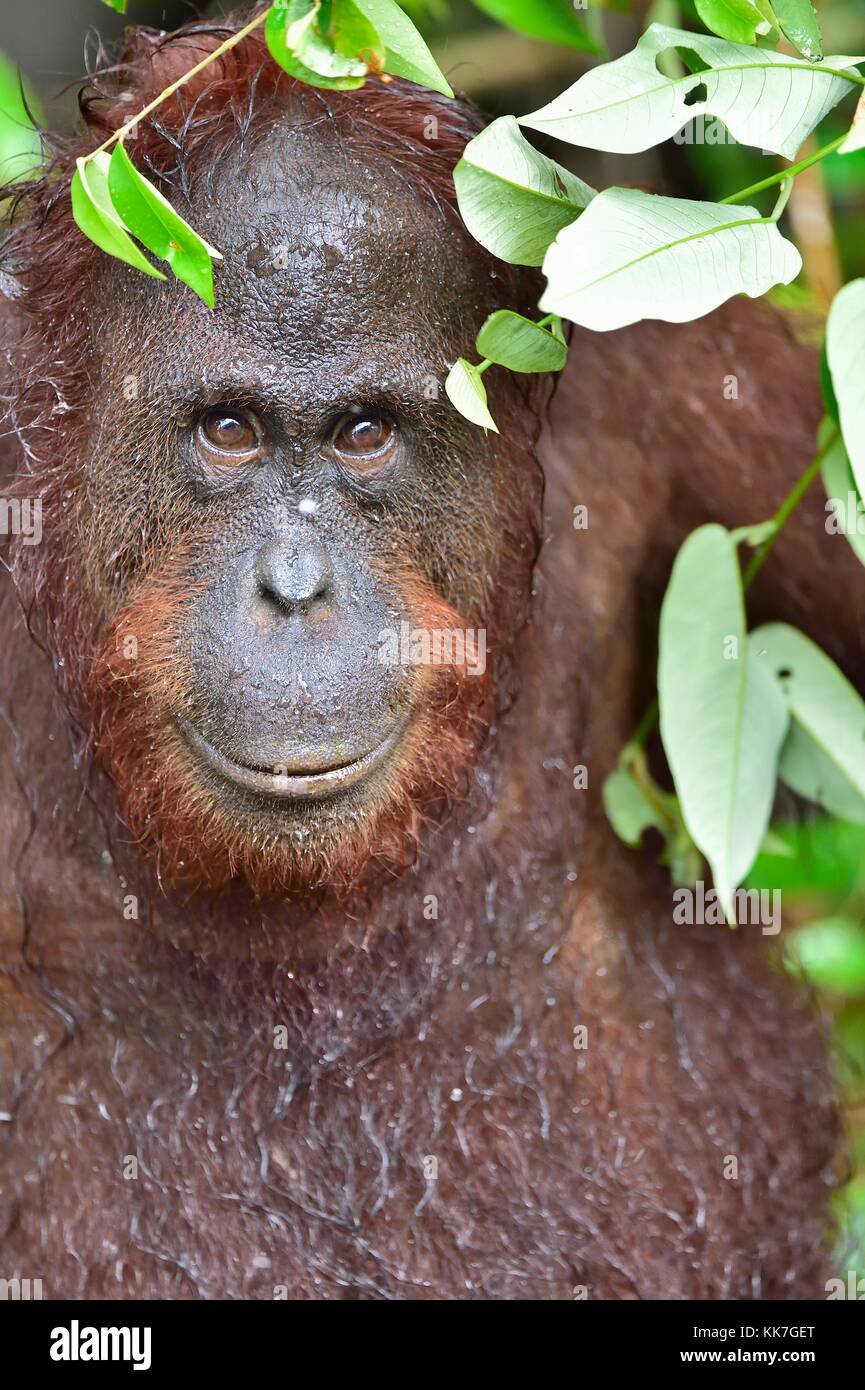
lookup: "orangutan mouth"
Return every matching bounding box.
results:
[177,718,404,800]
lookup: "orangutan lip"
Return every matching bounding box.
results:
[177,719,403,799]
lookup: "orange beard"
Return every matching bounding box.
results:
[86,565,492,900]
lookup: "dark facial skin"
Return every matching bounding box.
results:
[81,120,511,874]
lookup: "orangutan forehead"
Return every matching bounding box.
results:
[211,201,449,324]
[198,137,477,327]
[92,158,493,401]
[92,122,489,369]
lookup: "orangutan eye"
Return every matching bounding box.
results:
[197,406,264,464]
[332,411,395,465]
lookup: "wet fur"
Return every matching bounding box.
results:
[0,6,858,1298]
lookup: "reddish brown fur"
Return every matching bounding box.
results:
[88,559,490,895]
[0,6,860,1301]
[3,11,537,898]
[3,7,529,687]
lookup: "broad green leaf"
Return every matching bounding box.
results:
[840,91,865,153]
[539,188,801,332]
[445,359,498,432]
[0,52,42,184]
[820,418,865,569]
[747,819,865,899]
[602,766,667,847]
[603,752,703,883]
[330,0,385,69]
[520,23,862,159]
[475,310,567,372]
[454,116,594,267]
[469,0,600,54]
[108,142,221,307]
[827,280,865,500]
[779,723,865,823]
[100,0,127,10]
[787,917,865,994]
[772,0,823,62]
[659,525,789,920]
[354,0,454,95]
[751,622,865,822]
[694,0,777,46]
[71,153,166,283]
[266,1,368,90]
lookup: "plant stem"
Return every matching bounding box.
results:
[770,174,794,222]
[742,424,838,586]
[631,425,840,748]
[623,742,677,828]
[92,7,271,158]
[721,132,847,206]
[631,695,660,749]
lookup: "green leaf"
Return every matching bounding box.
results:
[330,0,385,66]
[266,0,368,90]
[0,51,42,184]
[602,765,668,848]
[454,116,594,267]
[747,818,865,899]
[659,525,789,920]
[520,22,862,159]
[772,0,823,62]
[751,622,865,823]
[820,417,865,570]
[694,0,778,47]
[469,0,600,54]
[539,188,801,332]
[827,279,865,499]
[445,359,498,432]
[787,917,865,994]
[778,723,865,823]
[108,142,221,307]
[603,745,703,882]
[353,0,454,95]
[475,310,567,372]
[100,0,127,10]
[71,153,166,283]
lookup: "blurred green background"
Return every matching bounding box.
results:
[2,0,864,1292]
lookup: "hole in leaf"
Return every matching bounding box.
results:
[655,47,710,77]
[683,81,708,107]
[777,667,792,680]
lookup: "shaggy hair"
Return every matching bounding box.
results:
[0,4,845,1303]
[1,4,541,896]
